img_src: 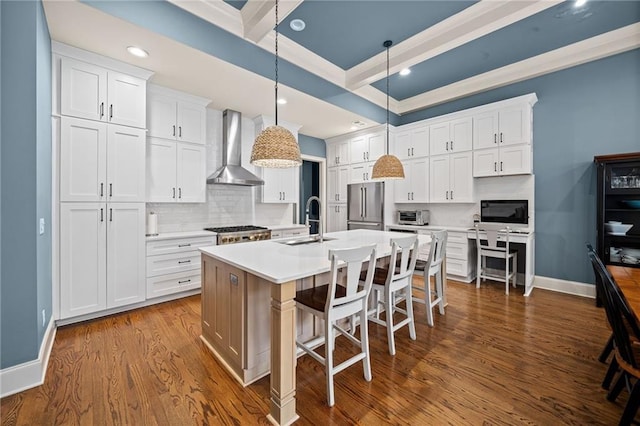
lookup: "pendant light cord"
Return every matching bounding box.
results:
[275,0,279,126]
[385,40,391,153]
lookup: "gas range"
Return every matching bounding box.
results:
[204,225,271,245]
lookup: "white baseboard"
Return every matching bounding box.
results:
[0,318,57,398]
[533,275,596,298]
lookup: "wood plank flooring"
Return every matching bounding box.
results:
[1,279,629,425]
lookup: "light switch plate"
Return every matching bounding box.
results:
[39,218,45,235]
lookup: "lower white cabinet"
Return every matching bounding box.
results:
[146,234,216,299]
[147,138,206,203]
[269,226,309,239]
[327,204,348,232]
[473,144,532,177]
[261,168,298,203]
[60,202,145,319]
[394,157,429,203]
[445,231,476,282]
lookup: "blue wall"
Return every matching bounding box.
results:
[299,133,326,158]
[401,49,640,284]
[0,0,52,369]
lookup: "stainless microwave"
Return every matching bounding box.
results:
[397,210,430,226]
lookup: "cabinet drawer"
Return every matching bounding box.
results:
[446,259,469,277]
[146,270,201,299]
[447,232,468,245]
[446,243,469,261]
[283,229,308,238]
[147,236,215,256]
[270,231,283,239]
[146,251,201,277]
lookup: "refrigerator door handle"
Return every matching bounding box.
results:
[363,188,367,218]
[360,187,364,218]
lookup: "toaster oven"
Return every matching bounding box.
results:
[397,210,430,226]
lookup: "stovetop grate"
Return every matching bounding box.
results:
[204,225,268,233]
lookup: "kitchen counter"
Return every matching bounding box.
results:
[146,230,216,241]
[386,224,472,233]
[200,229,430,425]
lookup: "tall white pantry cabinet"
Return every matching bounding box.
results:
[54,43,153,321]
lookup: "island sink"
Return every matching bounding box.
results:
[277,235,336,246]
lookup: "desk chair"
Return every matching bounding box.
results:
[475,224,517,295]
[361,235,419,356]
[295,244,377,407]
[412,230,448,327]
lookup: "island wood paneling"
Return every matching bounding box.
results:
[0,279,627,425]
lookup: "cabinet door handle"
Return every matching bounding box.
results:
[500,132,503,143]
[366,152,369,160]
[109,104,113,120]
[446,191,449,200]
[109,208,113,222]
[173,125,176,137]
[500,161,503,172]
[100,182,104,197]
[178,188,182,199]
[446,141,449,151]
[363,152,366,160]
[408,148,410,157]
[109,183,113,197]
[178,243,191,247]
[450,141,453,151]
[494,162,497,172]
[411,147,414,156]
[178,279,191,284]
[100,102,104,118]
[100,208,104,222]
[451,191,454,200]
[363,173,365,181]
[178,260,191,264]
[283,191,285,200]
[411,192,414,200]
[408,192,410,200]
[494,134,497,144]
[179,126,182,137]
[172,187,176,199]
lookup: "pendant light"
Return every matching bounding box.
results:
[250,0,302,168]
[371,40,405,180]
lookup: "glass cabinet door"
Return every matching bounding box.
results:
[607,161,640,193]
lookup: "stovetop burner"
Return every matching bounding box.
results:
[204,225,268,233]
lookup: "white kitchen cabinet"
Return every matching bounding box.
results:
[61,57,146,128]
[327,165,349,203]
[60,117,145,203]
[473,144,532,177]
[473,104,530,149]
[350,162,375,183]
[393,125,428,160]
[261,167,298,203]
[429,152,473,203]
[146,138,206,203]
[327,204,348,233]
[350,132,385,164]
[147,85,209,145]
[394,157,429,203]
[146,234,215,299]
[429,117,472,155]
[327,139,350,167]
[444,231,476,282]
[60,202,145,319]
[269,227,309,239]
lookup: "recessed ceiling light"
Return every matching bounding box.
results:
[574,0,587,7]
[290,19,306,32]
[277,98,287,105]
[127,46,149,58]
[399,68,411,76]
[351,120,367,128]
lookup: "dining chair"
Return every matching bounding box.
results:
[590,250,640,425]
[295,244,377,407]
[361,235,419,356]
[475,223,517,294]
[412,230,448,327]
[586,244,614,364]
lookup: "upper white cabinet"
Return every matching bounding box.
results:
[473,104,531,149]
[327,165,349,203]
[254,116,301,203]
[429,152,473,203]
[393,125,428,160]
[147,85,210,145]
[473,144,532,177]
[61,57,146,129]
[350,162,375,184]
[60,117,145,202]
[327,140,350,167]
[147,138,206,203]
[350,132,385,164]
[394,157,429,203]
[429,117,472,155]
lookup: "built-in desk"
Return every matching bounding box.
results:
[466,228,535,296]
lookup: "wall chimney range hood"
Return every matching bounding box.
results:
[207,109,264,186]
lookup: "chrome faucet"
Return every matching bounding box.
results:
[305,196,323,242]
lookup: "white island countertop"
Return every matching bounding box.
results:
[200,229,430,284]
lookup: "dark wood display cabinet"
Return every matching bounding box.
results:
[594,152,640,274]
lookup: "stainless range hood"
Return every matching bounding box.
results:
[207,109,264,186]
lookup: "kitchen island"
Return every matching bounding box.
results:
[199,229,431,425]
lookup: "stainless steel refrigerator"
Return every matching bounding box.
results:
[347,182,384,231]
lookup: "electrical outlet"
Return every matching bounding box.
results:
[39,218,45,235]
[42,309,46,327]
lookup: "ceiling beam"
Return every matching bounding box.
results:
[398,23,640,114]
[241,0,304,43]
[345,0,562,90]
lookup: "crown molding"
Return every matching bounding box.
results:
[399,23,640,114]
[345,0,562,91]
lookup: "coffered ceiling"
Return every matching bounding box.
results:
[43,0,640,139]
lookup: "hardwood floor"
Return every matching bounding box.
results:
[1,279,628,425]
